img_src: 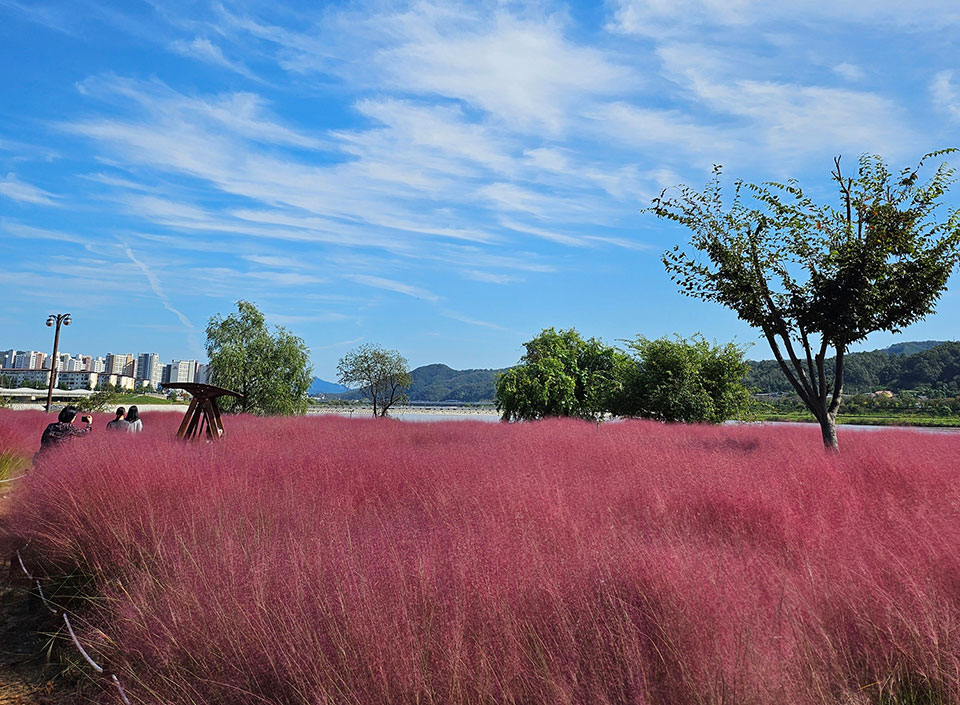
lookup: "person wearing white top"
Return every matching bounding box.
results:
[125,405,143,433]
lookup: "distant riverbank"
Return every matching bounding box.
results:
[6,402,959,431]
[309,405,502,422]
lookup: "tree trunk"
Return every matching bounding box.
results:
[819,412,839,452]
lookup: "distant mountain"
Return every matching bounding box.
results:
[326,364,508,403]
[408,364,507,402]
[308,377,350,395]
[879,341,947,356]
[748,341,960,395]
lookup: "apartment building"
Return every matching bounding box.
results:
[135,352,162,389]
[105,353,136,377]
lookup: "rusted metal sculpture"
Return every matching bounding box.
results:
[164,383,244,441]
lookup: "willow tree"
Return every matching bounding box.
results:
[206,300,312,415]
[650,152,960,450]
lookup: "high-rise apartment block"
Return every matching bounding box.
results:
[195,362,212,385]
[13,350,44,369]
[135,352,162,388]
[164,359,197,385]
[105,353,134,376]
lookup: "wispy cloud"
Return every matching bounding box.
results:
[312,336,365,351]
[461,269,522,284]
[121,243,200,353]
[2,220,84,244]
[169,36,258,80]
[932,71,960,120]
[440,309,508,331]
[345,274,440,301]
[0,173,60,206]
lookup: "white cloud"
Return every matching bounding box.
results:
[1,220,84,244]
[0,173,60,206]
[932,71,960,120]
[122,244,199,352]
[264,311,348,324]
[655,44,918,161]
[350,98,517,176]
[461,270,522,284]
[345,274,440,301]
[376,12,634,133]
[440,309,508,331]
[169,36,257,79]
[312,337,365,351]
[833,63,865,82]
[609,0,960,35]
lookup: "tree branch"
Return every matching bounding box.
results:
[800,326,819,400]
[828,347,845,415]
[816,338,829,408]
[746,224,819,403]
[763,330,816,413]
[834,156,853,229]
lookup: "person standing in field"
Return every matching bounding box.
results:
[37,406,93,459]
[125,406,142,433]
[106,407,127,431]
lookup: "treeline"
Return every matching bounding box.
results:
[494,329,751,423]
[748,341,960,395]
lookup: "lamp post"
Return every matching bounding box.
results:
[45,313,71,413]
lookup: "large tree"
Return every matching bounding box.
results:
[206,301,312,415]
[337,344,411,417]
[650,152,960,450]
[495,328,629,422]
[612,335,751,424]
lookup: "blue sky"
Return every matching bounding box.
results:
[3,0,960,379]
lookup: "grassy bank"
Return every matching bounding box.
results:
[753,411,960,428]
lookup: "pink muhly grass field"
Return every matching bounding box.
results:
[3,408,960,704]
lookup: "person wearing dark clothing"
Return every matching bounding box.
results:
[38,406,92,455]
[106,407,128,431]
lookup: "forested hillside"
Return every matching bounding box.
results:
[324,342,960,403]
[330,364,506,403]
[408,364,507,402]
[747,341,960,395]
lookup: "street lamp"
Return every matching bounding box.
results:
[45,313,71,413]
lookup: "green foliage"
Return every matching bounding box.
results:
[495,328,629,422]
[77,389,119,413]
[410,364,506,402]
[748,341,960,395]
[206,300,312,416]
[0,450,28,480]
[337,344,412,417]
[0,374,11,388]
[613,336,751,423]
[651,152,960,449]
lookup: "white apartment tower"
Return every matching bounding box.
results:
[166,359,197,384]
[136,352,162,388]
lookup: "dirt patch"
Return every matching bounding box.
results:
[0,583,88,704]
[0,483,88,704]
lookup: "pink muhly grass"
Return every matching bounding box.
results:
[2,409,960,703]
